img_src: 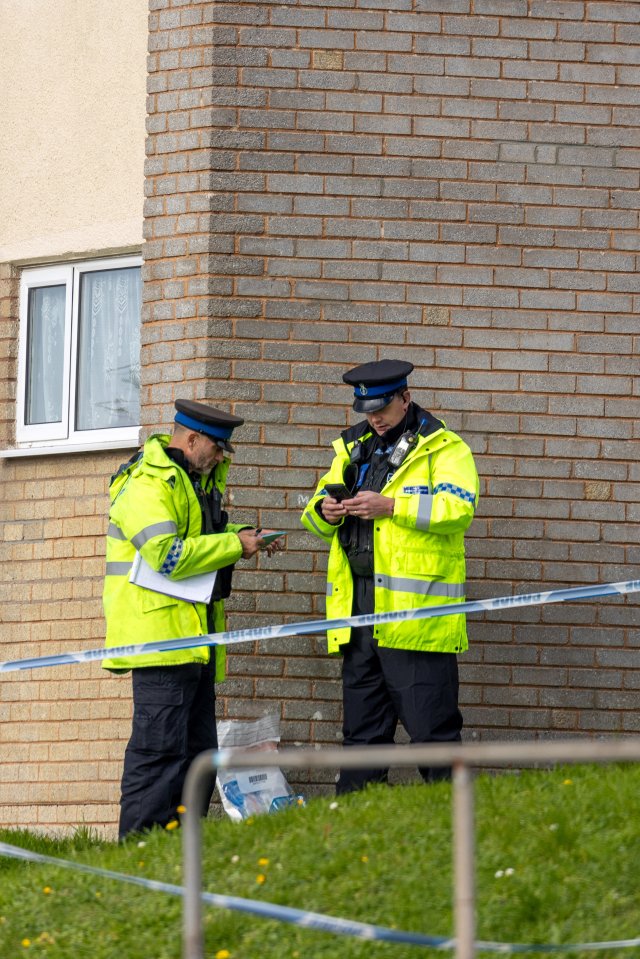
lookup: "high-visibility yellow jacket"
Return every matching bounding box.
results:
[300,417,479,654]
[102,434,247,679]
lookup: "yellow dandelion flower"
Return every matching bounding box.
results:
[21,939,31,948]
[42,887,52,895]
[215,951,231,959]
[177,804,186,814]
[256,874,266,884]
[361,855,369,863]
[138,861,145,868]
[563,779,573,786]
[257,857,269,867]
[95,892,102,899]
[165,819,179,831]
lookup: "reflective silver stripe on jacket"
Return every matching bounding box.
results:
[106,562,132,576]
[415,493,433,531]
[107,522,127,540]
[374,575,464,599]
[131,520,178,550]
[304,509,333,540]
[326,582,333,597]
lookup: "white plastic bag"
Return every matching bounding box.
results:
[216,714,304,821]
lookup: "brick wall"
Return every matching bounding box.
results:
[0,266,130,830]
[2,0,640,835]
[144,0,640,756]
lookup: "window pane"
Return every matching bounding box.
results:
[25,285,66,425]
[76,267,142,431]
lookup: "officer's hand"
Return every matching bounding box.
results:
[237,528,262,558]
[320,495,347,525]
[257,529,286,557]
[343,491,394,520]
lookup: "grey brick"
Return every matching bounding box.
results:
[326,92,383,112]
[356,31,414,52]
[267,258,321,279]
[325,175,382,196]
[414,117,471,138]
[357,72,413,94]
[325,261,381,280]
[350,199,407,220]
[588,43,640,65]
[297,239,351,256]
[300,69,356,92]
[271,50,310,69]
[466,246,520,266]
[270,7,325,27]
[269,216,322,236]
[386,136,440,158]
[299,155,353,174]
[355,115,412,135]
[416,35,471,56]
[414,75,470,96]
[476,37,531,61]
[382,263,436,282]
[298,28,355,49]
[323,218,380,238]
[442,224,497,243]
[239,154,295,173]
[407,285,463,306]
[269,132,325,153]
[297,111,354,133]
[355,157,411,177]
[294,196,351,216]
[412,243,464,263]
[325,134,383,155]
[294,280,349,300]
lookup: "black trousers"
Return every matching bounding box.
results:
[119,661,217,840]
[337,626,463,794]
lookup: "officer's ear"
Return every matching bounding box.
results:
[400,389,411,410]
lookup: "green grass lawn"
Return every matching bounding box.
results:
[1,763,639,959]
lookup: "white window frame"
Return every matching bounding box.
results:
[15,255,142,452]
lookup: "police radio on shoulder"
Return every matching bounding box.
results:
[388,417,428,470]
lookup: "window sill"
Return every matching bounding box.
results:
[0,437,140,459]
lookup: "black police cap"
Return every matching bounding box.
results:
[174,399,244,452]
[342,359,414,413]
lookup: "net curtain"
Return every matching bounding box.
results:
[76,266,141,431]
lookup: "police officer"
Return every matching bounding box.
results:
[301,360,479,792]
[103,399,282,838]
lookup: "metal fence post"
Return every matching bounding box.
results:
[180,739,640,959]
[453,761,475,959]
[182,752,213,959]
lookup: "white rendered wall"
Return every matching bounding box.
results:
[0,0,147,263]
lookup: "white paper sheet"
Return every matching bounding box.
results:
[129,552,217,603]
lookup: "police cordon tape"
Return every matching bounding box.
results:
[3,839,640,954]
[2,578,640,674]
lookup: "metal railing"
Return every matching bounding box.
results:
[182,738,640,959]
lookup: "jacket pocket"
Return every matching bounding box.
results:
[140,589,179,613]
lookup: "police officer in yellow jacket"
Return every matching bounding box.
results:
[103,399,280,838]
[301,360,479,792]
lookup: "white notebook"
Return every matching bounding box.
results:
[129,552,217,603]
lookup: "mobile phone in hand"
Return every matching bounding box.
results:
[324,483,351,502]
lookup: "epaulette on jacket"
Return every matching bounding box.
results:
[110,450,143,487]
